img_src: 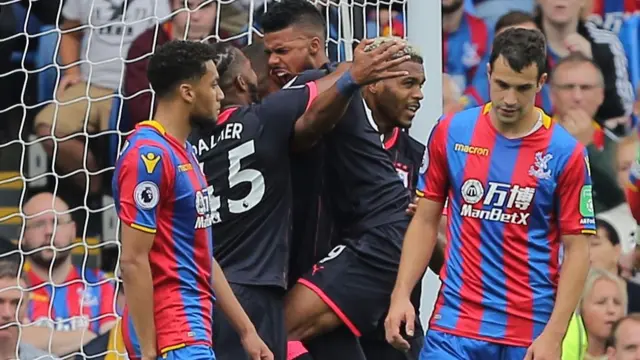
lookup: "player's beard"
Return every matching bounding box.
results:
[25,245,72,271]
[442,0,463,14]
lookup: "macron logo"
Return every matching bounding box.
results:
[454,143,489,156]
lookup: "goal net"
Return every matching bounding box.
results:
[0,0,408,358]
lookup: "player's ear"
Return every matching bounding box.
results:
[367,82,382,94]
[309,36,322,56]
[486,62,492,81]
[235,75,248,93]
[536,72,548,92]
[179,83,196,104]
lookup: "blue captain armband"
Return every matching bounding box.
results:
[336,71,360,97]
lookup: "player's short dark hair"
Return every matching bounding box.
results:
[242,42,270,79]
[147,40,217,98]
[595,218,620,245]
[494,10,536,34]
[550,52,604,85]
[489,28,547,79]
[210,42,245,90]
[606,314,640,348]
[0,238,23,282]
[261,0,326,39]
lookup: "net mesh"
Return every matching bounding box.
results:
[0,0,408,358]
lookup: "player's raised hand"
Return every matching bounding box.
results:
[350,38,411,85]
[241,331,274,360]
[384,293,416,352]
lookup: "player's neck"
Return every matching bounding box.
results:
[154,102,191,145]
[442,7,465,34]
[0,341,18,360]
[31,259,72,285]
[222,93,249,108]
[313,53,330,69]
[363,92,393,136]
[543,16,579,54]
[490,107,539,139]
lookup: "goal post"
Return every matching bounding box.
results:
[3,0,442,356]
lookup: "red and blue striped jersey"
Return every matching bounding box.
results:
[26,263,117,334]
[589,0,639,33]
[443,13,492,109]
[417,104,596,347]
[112,120,215,356]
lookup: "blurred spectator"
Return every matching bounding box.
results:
[536,0,635,131]
[591,206,640,313]
[550,52,626,213]
[33,0,170,195]
[125,0,218,125]
[242,41,280,100]
[19,192,116,355]
[494,10,538,34]
[617,134,640,188]
[470,0,535,29]
[442,0,492,109]
[606,313,640,359]
[0,256,58,360]
[580,268,628,359]
[588,0,639,33]
[366,4,405,38]
[442,73,464,114]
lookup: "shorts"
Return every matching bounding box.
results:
[34,81,113,135]
[160,345,215,360]
[421,329,527,360]
[298,222,408,336]
[213,283,286,360]
[360,320,424,360]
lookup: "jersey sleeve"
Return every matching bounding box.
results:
[556,146,597,235]
[416,117,450,202]
[114,144,171,234]
[255,81,319,143]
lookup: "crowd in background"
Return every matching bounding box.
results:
[0,0,639,359]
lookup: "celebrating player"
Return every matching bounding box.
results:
[113,40,271,360]
[385,28,595,359]
[192,38,409,360]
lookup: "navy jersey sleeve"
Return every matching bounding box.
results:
[255,79,319,144]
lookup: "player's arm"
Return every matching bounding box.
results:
[211,260,273,359]
[291,39,410,150]
[545,148,595,341]
[385,119,449,351]
[115,145,169,359]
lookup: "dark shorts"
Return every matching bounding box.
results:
[213,284,286,360]
[298,222,408,336]
[422,330,527,360]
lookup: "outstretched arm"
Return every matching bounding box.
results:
[291,39,410,150]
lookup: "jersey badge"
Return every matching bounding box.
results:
[529,151,553,180]
[134,181,160,210]
[141,152,161,174]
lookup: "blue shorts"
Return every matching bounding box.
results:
[420,329,527,360]
[160,345,215,360]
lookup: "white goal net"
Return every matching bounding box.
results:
[0,0,412,358]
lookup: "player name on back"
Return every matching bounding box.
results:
[193,122,244,154]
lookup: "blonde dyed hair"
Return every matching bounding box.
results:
[578,267,628,316]
[363,36,423,63]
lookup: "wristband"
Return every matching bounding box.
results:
[336,70,360,97]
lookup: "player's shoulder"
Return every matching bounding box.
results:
[120,126,172,164]
[548,120,586,155]
[286,66,334,87]
[439,105,484,130]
